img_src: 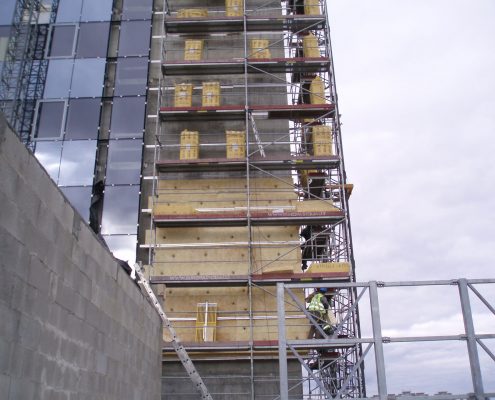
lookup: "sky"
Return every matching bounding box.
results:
[327,0,495,395]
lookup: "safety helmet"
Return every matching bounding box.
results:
[319,288,328,293]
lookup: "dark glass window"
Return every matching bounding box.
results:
[65,98,101,139]
[81,0,113,22]
[71,58,105,97]
[34,101,65,139]
[114,57,148,96]
[101,185,140,234]
[48,25,76,57]
[56,0,82,22]
[106,139,142,185]
[0,0,16,25]
[0,26,10,62]
[58,140,97,186]
[122,0,153,19]
[76,22,109,58]
[33,141,62,182]
[44,59,73,99]
[103,235,137,263]
[110,97,145,138]
[61,186,92,222]
[118,21,150,57]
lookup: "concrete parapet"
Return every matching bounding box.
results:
[0,113,162,400]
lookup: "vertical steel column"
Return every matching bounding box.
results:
[369,281,387,399]
[458,278,485,399]
[277,283,289,400]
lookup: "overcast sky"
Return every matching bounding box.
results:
[328,0,495,395]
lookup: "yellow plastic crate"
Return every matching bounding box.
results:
[226,0,243,16]
[195,302,217,342]
[177,8,208,18]
[304,0,321,15]
[226,131,246,158]
[184,39,204,61]
[174,83,193,107]
[312,125,332,156]
[310,76,326,104]
[180,130,199,160]
[202,82,220,107]
[303,34,320,58]
[250,39,271,59]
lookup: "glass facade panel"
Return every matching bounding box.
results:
[0,26,9,61]
[110,97,145,138]
[76,22,109,58]
[103,235,137,264]
[65,98,101,139]
[101,185,140,234]
[81,0,113,22]
[122,0,153,19]
[56,0,83,23]
[44,59,73,98]
[34,101,65,139]
[118,21,150,57]
[106,139,142,184]
[61,186,92,222]
[48,25,76,57]
[34,141,62,182]
[114,57,148,96]
[71,58,105,97]
[58,140,97,186]
[0,0,16,25]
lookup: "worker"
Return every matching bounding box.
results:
[306,288,336,338]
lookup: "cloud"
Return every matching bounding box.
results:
[327,0,495,394]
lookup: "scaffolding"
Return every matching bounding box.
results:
[146,0,364,397]
[276,279,495,400]
[0,0,59,146]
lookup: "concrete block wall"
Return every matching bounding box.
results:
[0,114,162,400]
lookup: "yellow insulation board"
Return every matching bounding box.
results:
[306,262,351,274]
[163,287,308,342]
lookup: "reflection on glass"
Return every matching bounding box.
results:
[0,0,16,25]
[81,0,113,22]
[103,234,137,264]
[61,186,92,222]
[33,141,62,182]
[65,98,100,139]
[34,101,65,139]
[110,97,145,138]
[56,0,82,22]
[106,139,142,184]
[101,185,140,235]
[44,59,73,98]
[0,27,10,62]
[76,22,109,58]
[71,58,105,98]
[114,57,148,96]
[58,140,97,186]
[122,0,152,19]
[48,25,76,57]
[118,21,150,57]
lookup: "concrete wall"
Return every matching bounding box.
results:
[0,114,162,400]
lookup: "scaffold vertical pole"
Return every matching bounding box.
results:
[277,283,289,400]
[458,278,485,399]
[369,281,387,399]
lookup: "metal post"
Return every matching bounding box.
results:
[369,281,387,399]
[277,283,289,400]
[458,279,485,399]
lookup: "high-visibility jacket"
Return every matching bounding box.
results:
[307,293,325,313]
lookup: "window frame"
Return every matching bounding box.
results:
[45,23,78,59]
[32,99,68,141]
